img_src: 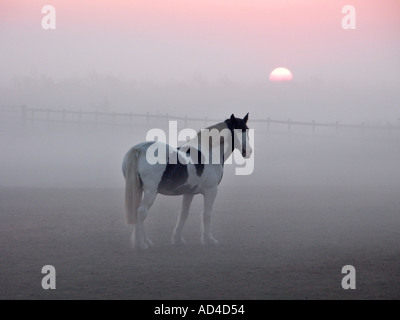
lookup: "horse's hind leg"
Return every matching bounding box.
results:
[132,188,157,250]
[172,194,194,245]
[132,222,146,250]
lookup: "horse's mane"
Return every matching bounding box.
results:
[196,121,231,148]
[177,121,234,156]
[175,120,234,166]
[201,121,228,133]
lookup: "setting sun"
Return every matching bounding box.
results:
[269,67,293,82]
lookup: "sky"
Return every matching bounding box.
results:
[1,0,399,83]
[0,0,399,121]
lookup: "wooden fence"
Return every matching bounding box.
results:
[0,105,399,136]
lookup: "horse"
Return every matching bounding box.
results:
[122,113,252,250]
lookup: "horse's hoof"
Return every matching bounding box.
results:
[137,243,149,251]
[131,239,149,251]
[171,235,186,246]
[201,237,219,246]
[145,238,154,247]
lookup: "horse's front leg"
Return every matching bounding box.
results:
[201,187,219,245]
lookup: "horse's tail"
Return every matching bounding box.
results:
[124,148,142,224]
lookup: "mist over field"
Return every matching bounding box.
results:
[0,0,399,300]
[1,74,399,124]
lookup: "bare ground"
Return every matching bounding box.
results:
[1,184,399,300]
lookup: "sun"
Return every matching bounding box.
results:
[269,67,293,82]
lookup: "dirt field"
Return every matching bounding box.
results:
[1,120,399,300]
[1,184,399,300]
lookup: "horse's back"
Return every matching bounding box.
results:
[123,141,223,196]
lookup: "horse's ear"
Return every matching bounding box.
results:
[243,113,249,123]
[230,114,236,122]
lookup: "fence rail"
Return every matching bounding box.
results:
[0,105,399,135]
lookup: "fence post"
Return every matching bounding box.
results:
[78,110,82,130]
[46,108,51,129]
[21,105,27,128]
[387,122,392,135]
[95,110,99,127]
[146,112,150,128]
[31,108,35,127]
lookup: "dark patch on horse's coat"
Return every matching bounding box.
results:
[194,149,204,177]
[195,163,204,177]
[158,164,188,195]
[179,146,204,177]
[173,183,198,195]
[157,148,198,195]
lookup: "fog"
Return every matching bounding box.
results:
[1,0,400,123]
[1,0,399,299]
[1,113,400,188]
[1,115,400,299]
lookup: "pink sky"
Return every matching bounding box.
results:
[1,0,399,84]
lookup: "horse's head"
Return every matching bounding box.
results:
[226,113,252,159]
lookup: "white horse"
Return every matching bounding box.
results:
[122,113,252,250]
